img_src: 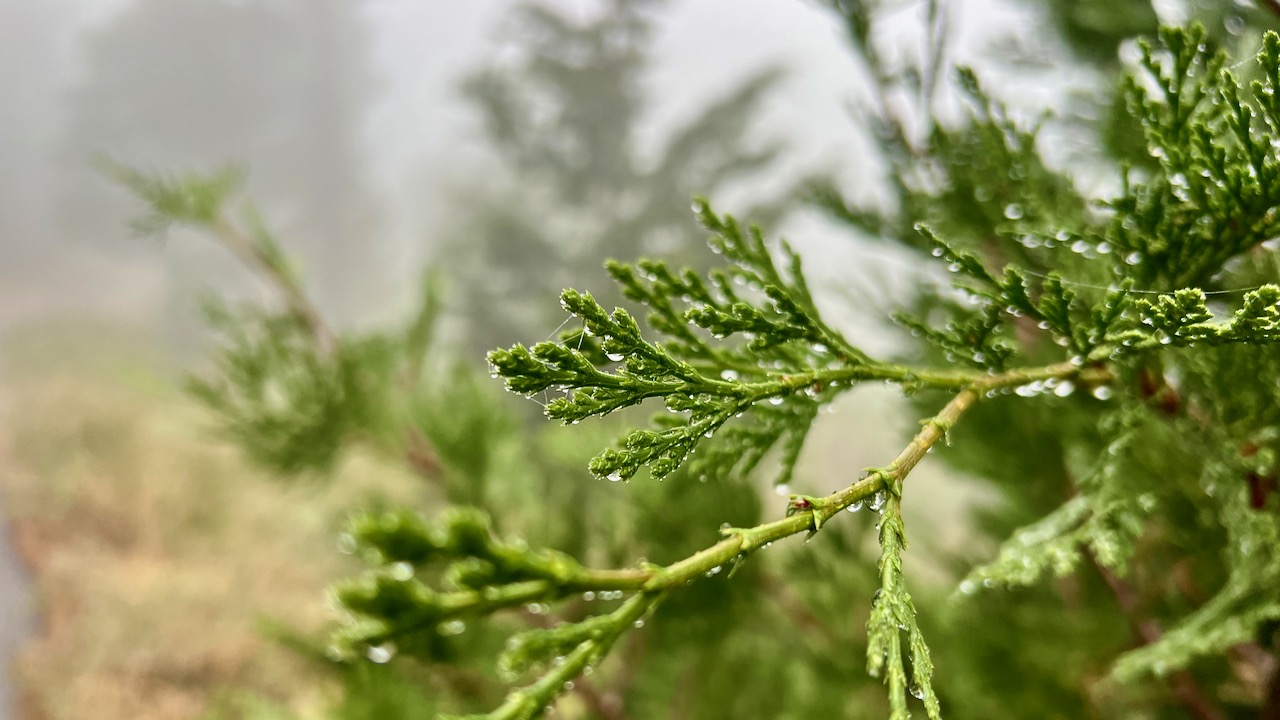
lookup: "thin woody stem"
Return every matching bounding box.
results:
[210,214,336,352]
[209,212,444,478]
[1091,556,1226,720]
[538,361,1098,595]
[449,361,1102,720]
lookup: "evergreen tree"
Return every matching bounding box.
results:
[114,2,1280,719]
[444,0,788,353]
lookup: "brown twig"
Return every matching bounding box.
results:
[1262,655,1280,720]
[403,425,444,480]
[1090,556,1226,720]
[1258,0,1280,21]
[211,214,336,352]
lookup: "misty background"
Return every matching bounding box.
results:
[0,0,1048,343]
[4,1,826,326]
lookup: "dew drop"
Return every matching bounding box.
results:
[958,579,978,595]
[582,591,596,601]
[337,533,357,555]
[607,471,624,483]
[439,619,466,636]
[1015,384,1038,397]
[1003,203,1024,220]
[634,619,646,628]
[1091,385,1114,401]
[868,491,887,512]
[389,561,414,581]
[847,500,864,513]
[775,483,792,496]
[1053,381,1074,398]
[366,643,396,664]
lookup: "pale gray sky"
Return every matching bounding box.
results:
[0,0,1069,333]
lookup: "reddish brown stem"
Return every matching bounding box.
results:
[1262,657,1280,720]
[1091,556,1226,720]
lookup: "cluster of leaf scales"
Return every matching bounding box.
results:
[488,199,862,488]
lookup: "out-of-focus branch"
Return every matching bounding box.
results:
[1090,556,1226,720]
[211,211,444,481]
[211,213,337,352]
[1262,655,1280,720]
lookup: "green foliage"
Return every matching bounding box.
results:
[867,484,941,720]
[188,301,399,474]
[488,201,864,486]
[1112,26,1280,288]
[470,21,1280,720]
[100,160,245,236]
[116,4,1280,720]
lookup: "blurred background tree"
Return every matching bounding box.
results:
[442,0,789,354]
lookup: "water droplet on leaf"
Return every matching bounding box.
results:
[366,643,396,664]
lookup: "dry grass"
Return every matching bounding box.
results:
[0,328,427,720]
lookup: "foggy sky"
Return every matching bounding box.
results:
[0,0,1035,334]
